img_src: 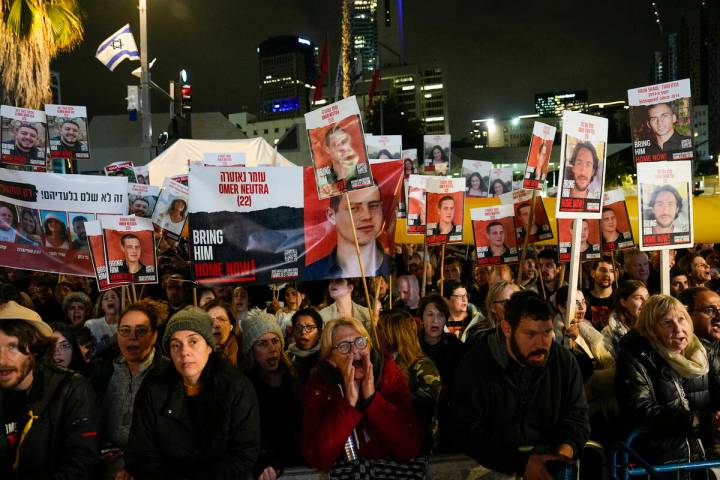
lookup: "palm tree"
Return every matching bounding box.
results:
[0,0,84,108]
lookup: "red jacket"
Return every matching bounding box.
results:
[301,354,423,471]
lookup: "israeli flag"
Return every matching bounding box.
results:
[96,24,140,71]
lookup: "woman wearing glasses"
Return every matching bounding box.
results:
[287,307,323,384]
[441,280,483,340]
[302,317,423,472]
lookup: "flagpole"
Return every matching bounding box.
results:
[139,0,153,164]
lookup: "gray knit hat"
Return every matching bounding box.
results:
[241,307,284,358]
[163,306,215,353]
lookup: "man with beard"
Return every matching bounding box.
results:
[451,290,589,478]
[584,259,616,331]
[163,273,191,316]
[0,202,17,243]
[130,197,151,218]
[0,300,99,478]
[537,248,566,301]
[567,141,601,199]
[50,119,87,156]
[1,123,44,167]
[70,215,89,251]
[648,184,686,235]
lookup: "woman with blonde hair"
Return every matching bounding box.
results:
[615,294,720,466]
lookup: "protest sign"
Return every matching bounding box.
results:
[103,215,157,284]
[423,134,451,174]
[132,165,149,184]
[601,189,635,252]
[488,167,513,197]
[425,177,465,246]
[104,161,136,182]
[306,96,373,199]
[462,160,492,198]
[406,174,429,235]
[637,160,693,250]
[471,204,518,266]
[45,104,90,163]
[500,189,553,244]
[152,177,189,242]
[202,152,246,167]
[0,106,47,171]
[628,79,693,163]
[128,183,160,218]
[401,149,418,179]
[0,168,127,275]
[556,111,608,219]
[365,135,401,160]
[523,122,556,190]
[558,218,601,263]
[85,219,118,291]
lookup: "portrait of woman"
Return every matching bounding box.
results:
[42,212,70,249]
[466,172,487,197]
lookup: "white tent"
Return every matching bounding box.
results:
[147,138,294,186]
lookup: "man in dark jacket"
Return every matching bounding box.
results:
[0,300,99,479]
[451,290,590,478]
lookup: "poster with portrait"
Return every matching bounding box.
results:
[500,189,553,244]
[556,111,608,219]
[401,149,418,179]
[557,218,600,263]
[45,104,90,163]
[152,177,189,242]
[423,134,451,174]
[128,183,160,219]
[202,152,246,167]
[0,168,126,275]
[488,167,513,197]
[471,204,518,266]
[85,219,118,291]
[102,215,157,284]
[637,160,693,251]
[462,160,492,198]
[406,174,429,235]
[523,122,556,190]
[132,166,149,185]
[628,79,693,163]
[0,106,47,171]
[104,160,136,182]
[365,135,401,160]
[425,177,464,246]
[305,96,373,200]
[170,173,189,186]
[601,189,635,252]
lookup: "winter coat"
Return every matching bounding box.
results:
[125,354,261,480]
[615,330,720,464]
[301,351,423,471]
[418,331,466,390]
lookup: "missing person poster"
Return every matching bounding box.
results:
[305,96,373,200]
[406,174,429,235]
[462,160,492,198]
[500,190,553,245]
[152,177,189,242]
[45,104,90,163]
[637,160,693,250]
[202,152,246,167]
[128,183,159,219]
[103,215,157,284]
[0,106,47,171]
[423,134,451,174]
[425,177,465,246]
[132,165,149,184]
[488,167,512,197]
[556,111,608,219]
[402,149,418,179]
[558,218,601,263]
[628,79,693,163]
[104,161,136,181]
[523,122,556,190]
[365,135,401,160]
[471,204,518,266]
[601,189,635,252]
[85,218,117,291]
[0,168,127,275]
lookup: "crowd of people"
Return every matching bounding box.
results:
[2,241,720,479]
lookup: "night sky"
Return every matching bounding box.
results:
[52,0,679,139]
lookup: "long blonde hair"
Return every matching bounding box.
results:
[319,317,371,360]
[377,309,424,370]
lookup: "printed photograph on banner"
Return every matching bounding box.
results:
[170,173,189,186]
[103,215,157,284]
[523,122,556,190]
[0,168,127,275]
[462,160,492,198]
[132,165,149,185]
[366,135,401,160]
[471,204,518,266]
[45,104,90,161]
[303,160,402,281]
[556,111,608,219]
[601,189,635,252]
[202,152,246,167]
[152,177,189,242]
[628,79,693,163]
[85,219,115,291]
[500,190,553,244]
[423,134,451,174]
[406,174,429,235]
[189,167,306,285]
[558,218,601,262]
[637,160,693,250]
[488,167,512,197]
[558,219,572,263]
[0,106,47,171]
[305,96,373,199]
[104,160,136,182]
[401,149,418,179]
[128,183,160,219]
[425,177,465,246]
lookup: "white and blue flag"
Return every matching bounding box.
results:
[96,24,140,71]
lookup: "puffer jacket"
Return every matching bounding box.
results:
[615,330,720,464]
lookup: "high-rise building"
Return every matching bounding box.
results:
[350,0,378,72]
[257,35,316,120]
[534,91,588,117]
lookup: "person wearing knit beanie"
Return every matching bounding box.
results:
[163,306,216,354]
[241,307,284,360]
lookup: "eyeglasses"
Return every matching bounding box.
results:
[695,305,720,317]
[293,324,318,334]
[333,336,369,355]
[117,325,151,338]
[451,294,468,300]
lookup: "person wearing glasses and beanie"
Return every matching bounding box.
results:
[287,307,323,384]
[125,307,260,480]
[302,317,423,473]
